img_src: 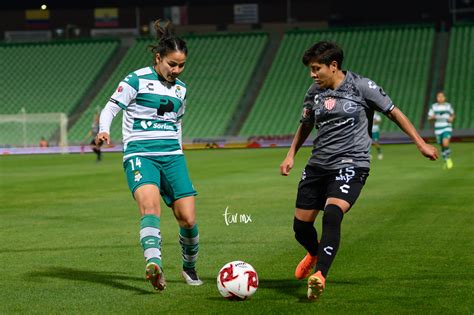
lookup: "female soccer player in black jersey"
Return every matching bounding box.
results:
[280,41,438,301]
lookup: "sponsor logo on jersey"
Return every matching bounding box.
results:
[324,97,336,110]
[117,86,123,93]
[316,117,355,129]
[343,101,357,113]
[135,119,177,131]
[146,83,154,91]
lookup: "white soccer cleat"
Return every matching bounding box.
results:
[182,268,203,286]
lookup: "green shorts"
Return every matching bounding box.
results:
[436,131,451,144]
[372,131,380,142]
[123,154,197,207]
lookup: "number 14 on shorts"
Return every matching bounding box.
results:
[129,157,142,170]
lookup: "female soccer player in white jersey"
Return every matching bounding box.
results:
[96,20,202,291]
[428,91,455,169]
[279,41,438,301]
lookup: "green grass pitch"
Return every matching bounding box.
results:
[0,143,473,314]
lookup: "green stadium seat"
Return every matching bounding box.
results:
[0,40,120,147]
[442,25,474,130]
[239,26,435,136]
[68,33,268,143]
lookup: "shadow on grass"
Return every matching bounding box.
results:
[257,278,317,303]
[26,267,153,295]
[259,277,365,303]
[0,244,134,254]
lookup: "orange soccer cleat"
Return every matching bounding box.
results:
[295,252,318,280]
[307,270,326,301]
[146,262,166,291]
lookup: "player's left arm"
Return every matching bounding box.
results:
[387,107,438,160]
[358,77,437,160]
[176,99,185,149]
[448,107,455,123]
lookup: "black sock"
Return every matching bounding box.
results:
[315,204,344,277]
[293,217,318,256]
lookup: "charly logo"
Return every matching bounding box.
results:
[313,94,320,104]
[146,83,154,91]
[323,246,334,256]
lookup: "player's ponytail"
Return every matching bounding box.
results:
[149,19,188,64]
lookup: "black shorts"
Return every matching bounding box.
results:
[295,165,370,210]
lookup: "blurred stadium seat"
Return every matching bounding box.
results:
[68,32,268,142]
[239,25,435,136]
[0,39,119,146]
[443,24,474,130]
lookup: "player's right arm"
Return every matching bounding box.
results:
[280,88,315,176]
[96,73,139,144]
[96,102,120,144]
[280,123,313,176]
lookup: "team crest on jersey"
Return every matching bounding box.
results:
[175,86,183,99]
[117,85,123,93]
[324,98,336,111]
[134,171,142,182]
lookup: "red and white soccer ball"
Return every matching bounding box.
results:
[217,261,259,300]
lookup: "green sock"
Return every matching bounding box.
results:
[179,224,199,270]
[140,214,162,268]
[442,147,451,160]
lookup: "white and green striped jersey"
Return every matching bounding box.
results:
[428,102,454,136]
[372,112,382,133]
[106,66,187,160]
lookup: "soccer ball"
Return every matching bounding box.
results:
[217,260,258,300]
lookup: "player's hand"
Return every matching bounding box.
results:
[280,156,294,176]
[96,132,110,145]
[419,143,438,161]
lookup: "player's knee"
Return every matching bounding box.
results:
[322,204,344,227]
[293,217,312,240]
[138,201,160,216]
[179,218,196,229]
